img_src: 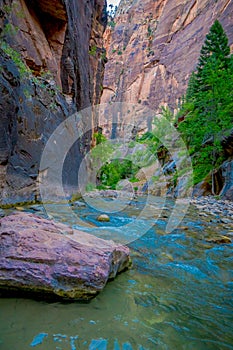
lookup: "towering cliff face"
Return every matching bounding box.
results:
[0,0,107,203]
[101,0,233,123]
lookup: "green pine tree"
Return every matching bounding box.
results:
[186,72,197,102]
[195,20,231,96]
[178,20,233,190]
[197,20,230,73]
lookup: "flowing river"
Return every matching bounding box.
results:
[0,196,233,350]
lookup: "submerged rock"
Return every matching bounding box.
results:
[0,212,130,300]
[72,201,86,207]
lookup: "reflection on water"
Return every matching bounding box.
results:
[0,197,233,350]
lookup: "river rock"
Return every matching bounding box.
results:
[179,226,189,231]
[199,212,209,217]
[15,206,25,211]
[220,218,232,224]
[0,212,130,300]
[73,201,86,207]
[97,214,110,222]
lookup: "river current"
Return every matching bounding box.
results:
[0,196,232,350]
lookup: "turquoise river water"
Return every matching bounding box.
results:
[0,196,233,350]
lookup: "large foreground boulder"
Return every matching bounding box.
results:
[0,212,130,300]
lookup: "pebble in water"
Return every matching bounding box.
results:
[97,214,110,222]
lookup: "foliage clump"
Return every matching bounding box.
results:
[97,159,139,190]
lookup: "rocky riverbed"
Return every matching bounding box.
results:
[1,194,232,350]
[191,196,233,221]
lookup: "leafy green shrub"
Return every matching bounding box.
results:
[2,23,19,36]
[3,5,11,14]
[129,177,140,183]
[85,183,96,192]
[98,159,139,189]
[89,45,97,56]
[1,41,30,77]
[94,132,107,145]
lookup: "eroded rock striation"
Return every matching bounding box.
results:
[0,0,107,203]
[101,0,233,127]
[0,212,130,300]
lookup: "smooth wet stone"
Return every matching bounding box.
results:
[97,214,110,222]
[179,226,189,231]
[15,206,24,211]
[0,212,130,300]
[199,212,208,217]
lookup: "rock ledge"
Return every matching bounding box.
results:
[0,212,130,300]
